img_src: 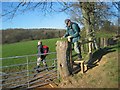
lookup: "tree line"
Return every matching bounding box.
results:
[2,21,118,44]
[2,28,65,44]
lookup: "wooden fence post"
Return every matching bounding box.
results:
[97,37,100,48]
[56,40,72,81]
[68,42,73,73]
[88,37,93,60]
[105,38,108,47]
[102,38,104,47]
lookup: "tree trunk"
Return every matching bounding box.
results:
[56,40,72,81]
[80,2,93,58]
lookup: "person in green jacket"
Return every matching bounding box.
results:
[63,19,82,60]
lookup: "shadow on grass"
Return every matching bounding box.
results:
[86,45,120,69]
[71,44,120,74]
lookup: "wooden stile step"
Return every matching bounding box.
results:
[74,60,87,73]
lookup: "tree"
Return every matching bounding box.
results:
[62,1,118,55]
[2,1,119,57]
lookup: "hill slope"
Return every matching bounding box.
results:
[59,45,119,88]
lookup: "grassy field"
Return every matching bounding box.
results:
[96,31,116,38]
[2,38,62,73]
[2,36,118,67]
[2,38,60,58]
[2,38,63,88]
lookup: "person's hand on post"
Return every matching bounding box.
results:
[67,36,72,39]
[67,36,72,42]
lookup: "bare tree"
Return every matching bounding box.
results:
[2,1,119,58]
[2,1,57,20]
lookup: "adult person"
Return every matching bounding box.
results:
[62,19,82,60]
[35,40,49,72]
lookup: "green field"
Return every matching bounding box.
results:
[1,38,62,88]
[2,37,119,70]
[2,38,61,57]
[2,38,62,73]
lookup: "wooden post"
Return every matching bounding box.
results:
[107,38,109,46]
[97,37,100,48]
[105,38,108,47]
[84,64,87,71]
[103,38,105,47]
[88,37,93,60]
[56,40,72,81]
[74,60,87,73]
[101,38,104,47]
[68,42,73,73]
[80,61,85,74]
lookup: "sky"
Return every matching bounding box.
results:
[1,2,70,30]
[0,1,119,30]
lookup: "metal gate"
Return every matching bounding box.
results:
[0,52,57,89]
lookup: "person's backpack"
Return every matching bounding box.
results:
[71,22,81,33]
[42,45,49,55]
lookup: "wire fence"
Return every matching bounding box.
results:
[0,52,57,89]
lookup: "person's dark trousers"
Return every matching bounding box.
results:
[45,64,49,71]
[78,44,82,60]
[78,53,82,60]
